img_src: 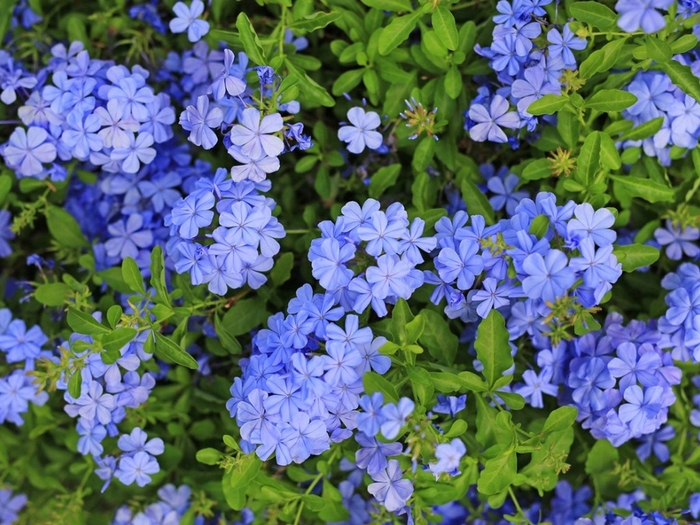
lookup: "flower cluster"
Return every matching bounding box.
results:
[0,309,50,426]
[428,193,622,331]
[166,170,285,294]
[309,199,436,316]
[1,42,174,180]
[621,60,700,166]
[658,262,700,362]
[58,321,164,491]
[466,0,587,143]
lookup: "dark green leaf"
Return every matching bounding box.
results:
[236,13,267,65]
[150,245,169,304]
[659,60,700,104]
[369,164,401,198]
[419,309,458,366]
[577,131,602,186]
[521,159,552,181]
[360,0,412,10]
[271,252,294,286]
[541,406,578,434]
[222,298,268,336]
[570,2,617,30]
[67,307,110,335]
[430,372,462,393]
[289,11,341,32]
[331,68,365,96]
[67,369,82,398]
[619,117,664,141]
[474,310,512,387]
[378,11,423,56]
[45,205,88,248]
[461,179,494,225]
[154,332,199,369]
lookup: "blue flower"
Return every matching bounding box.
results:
[522,250,576,303]
[0,489,27,525]
[105,214,154,260]
[619,385,671,436]
[208,49,247,100]
[654,220,700,260]
[433,394,467,417]
[636,425,674,462]
[118,427,165,456]
[115,451,160,487]
[468,95,521,143]
[435,239,484,290]
[171,191,215,239]
[0,319,48,363]
[3,126,57,177]
[380,398,414,440]
[615,0,672,32]
[110,132,156,173]
[357,393,386,437]
[428,438,466,479]
[337,107,383,154]
[516,368,558,408]
[229,107,284,159]
[180,95,223,150]
[0,210,14,258]
[310,238,356,291]
[169,0,210,42]
[365,254,415,300]
[547,25,586,68]
[367,459,413,513]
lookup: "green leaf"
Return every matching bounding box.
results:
[412,136,436,173]
[458,371,487,392]
[289,11,341,32]
[221,298,268,336]
[362,372,399,404]
[444,419,468,438]
[577,131,602,186]
[67,369,82,399]
[229,454,262,490]
[431,7,458,51]
[430,372,462,393]
[214,314,242,355]
[460,178,495,225]
[584,89,637,112]
[34,282,71,307]
[527,94,567,116]
[102,328,137,353]
[389,298,415,345]
[444,66,462,99]
[478,451,516,495]
[610,175,674,203]
[360,0,412,10]
[528,214,550,240]
[284,60,335,107]
[659,60,700,104]
[569,2,617,30]
[236,13,267,65]
[67,307,110,335]
[154,332,199,370]
[619,117,664,141]
[271,252,294,286]
[369,164,401,198]
[45,205,88,248]
[497,391,525,410]
[418,309,458,366]
[645,36,672,62]
[107,305,123,329]
[150,245,169,304]
[557,110,580,148]
[196,448,223,466]
[378,11,423,56]
[122,257,145,295]
[0,174,12,205]
[613,243,660,271]
[331,68,365,96]
[474,310,513,388]
[541,406,578,434]
[222,473,246,510]
[586,439,619,475]
[599,132,621,170]
[521,159,552,181]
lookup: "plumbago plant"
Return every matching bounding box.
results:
[2,0,700,523]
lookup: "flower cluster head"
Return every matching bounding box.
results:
[428,194,622,336]
[621,61,700,166]
[659,263,700,363]
[0,309,50,426]
[1,42,174,180]
[309,199,436,317]
[166,169,285,294]
[466,0,588,144]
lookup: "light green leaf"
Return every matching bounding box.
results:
[645,36,672,62]
[619,117,664,141]
[527,94,567,116]
[363,372,399,403]
[610,175,674,203]
[431,6,458,51]
[577,131,602,186]
[150,245,169,304]
[34,283,71,306]
[419,309,458,366]
[102,328,137,353]
[289,11,341,32]
[45,205,88,248]
[584,89,637,112]
[378,11,423,56]
[478,451,517,495]
[461,179,495,224]
[599,132,621,170]
[541,406,578,434]
[67,307,110,335]
[570,1,617,30]
[360,0,412,10]
[122,257,145,295]
[521,159,552,181]
[613,244,660,271]
[659,60,700,104]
